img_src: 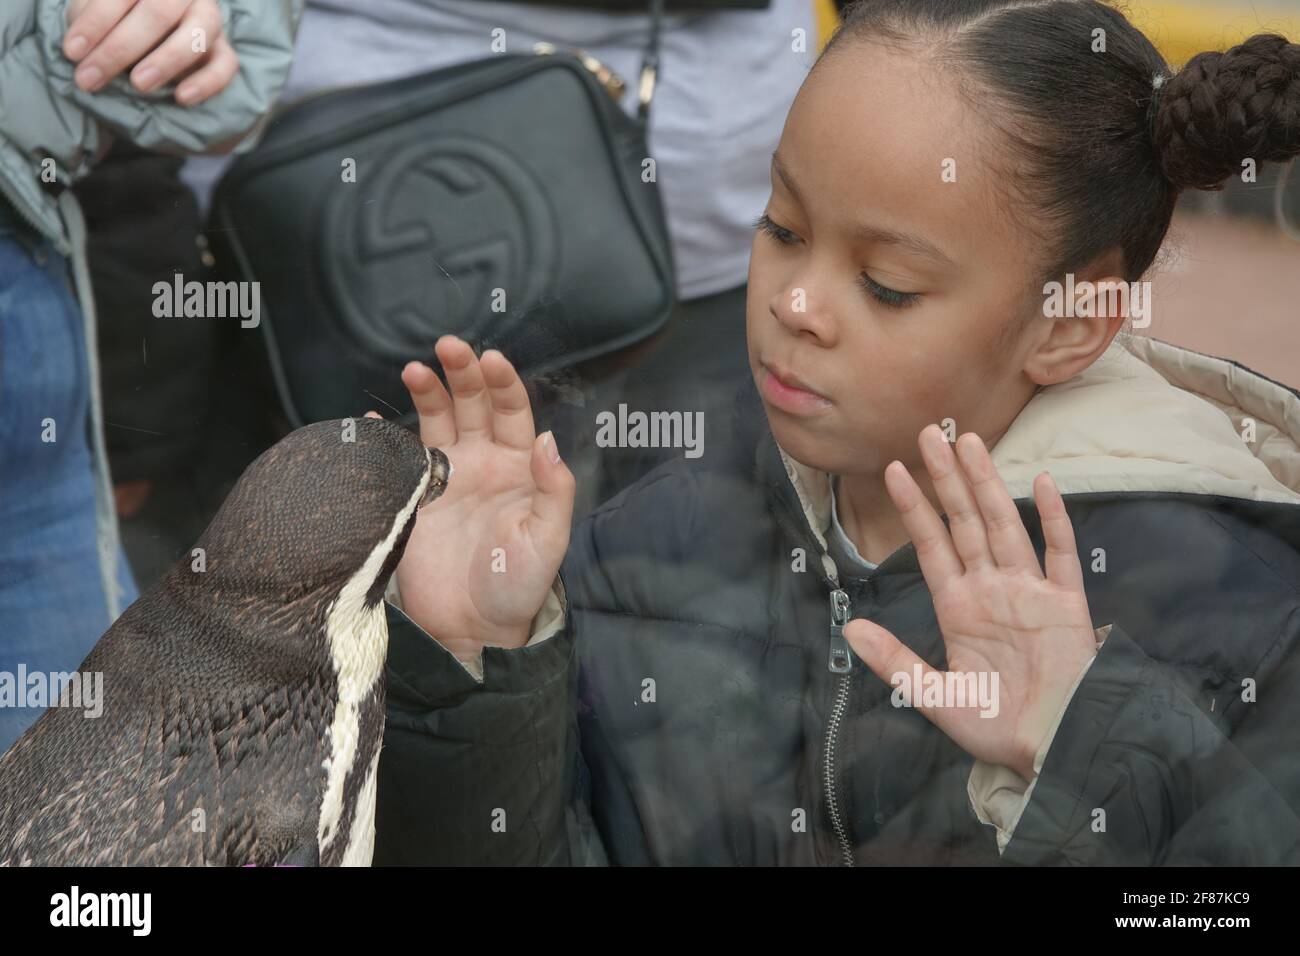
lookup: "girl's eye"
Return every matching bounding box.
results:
[754,213,800,245]
[860,273,921,310]
[756,213,921,310]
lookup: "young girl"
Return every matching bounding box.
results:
[372,0,1300,865]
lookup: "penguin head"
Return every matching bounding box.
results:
[190,417,449,611]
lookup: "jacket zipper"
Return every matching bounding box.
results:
[824,586,855,866]
[778,483,857,866]
[780,458,912,865]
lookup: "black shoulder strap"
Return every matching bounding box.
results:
[637,0,666,126]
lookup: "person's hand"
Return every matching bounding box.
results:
[844,425,1098,782]
[65,0,239,105]
[386,336,575,665]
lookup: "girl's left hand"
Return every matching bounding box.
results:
[843,425,1098,782]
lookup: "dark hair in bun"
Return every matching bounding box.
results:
[820,0,1300,295]
[1155,33,1300,191]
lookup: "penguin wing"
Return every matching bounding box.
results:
[0,601,334,866]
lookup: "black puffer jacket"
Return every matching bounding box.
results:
[374,334,1300,865]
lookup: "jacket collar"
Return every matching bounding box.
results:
[747,333,1300,583]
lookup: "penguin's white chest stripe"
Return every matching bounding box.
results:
[317,460,430,863]
[341,750,382,866]
[317,604,386,861]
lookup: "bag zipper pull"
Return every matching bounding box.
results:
[829,588,853,673]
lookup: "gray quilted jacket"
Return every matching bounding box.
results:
[0,0,301,252]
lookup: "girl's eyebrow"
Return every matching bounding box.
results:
[770,150,956,269]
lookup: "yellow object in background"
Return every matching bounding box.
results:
[815,0,838,51]
[813,1,1300,64]
[1126,1,1300,67]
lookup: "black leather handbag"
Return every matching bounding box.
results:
[210,1,676,426]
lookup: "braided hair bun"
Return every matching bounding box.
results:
[1153,33,1300,191]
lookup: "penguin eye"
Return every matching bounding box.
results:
[420,480,442,508]
[420,449,451,507]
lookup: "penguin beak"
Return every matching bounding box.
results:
[421,447,452,507]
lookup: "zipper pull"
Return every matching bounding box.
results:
[828,588,853,673]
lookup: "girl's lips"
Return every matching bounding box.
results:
[759,363,832,415]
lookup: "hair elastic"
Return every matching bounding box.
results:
[1146,72,1168,146]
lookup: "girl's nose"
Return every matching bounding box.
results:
[770,280,838,346]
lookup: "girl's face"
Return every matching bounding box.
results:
[746,41,1048,479]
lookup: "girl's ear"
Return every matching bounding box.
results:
[1024,253,1131,386]
[1024,298,1127,386]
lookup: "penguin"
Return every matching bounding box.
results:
[0,416,450,866]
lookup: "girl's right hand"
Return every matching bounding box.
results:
[391,336,575,664]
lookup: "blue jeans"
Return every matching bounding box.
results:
[0,205,138,754]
